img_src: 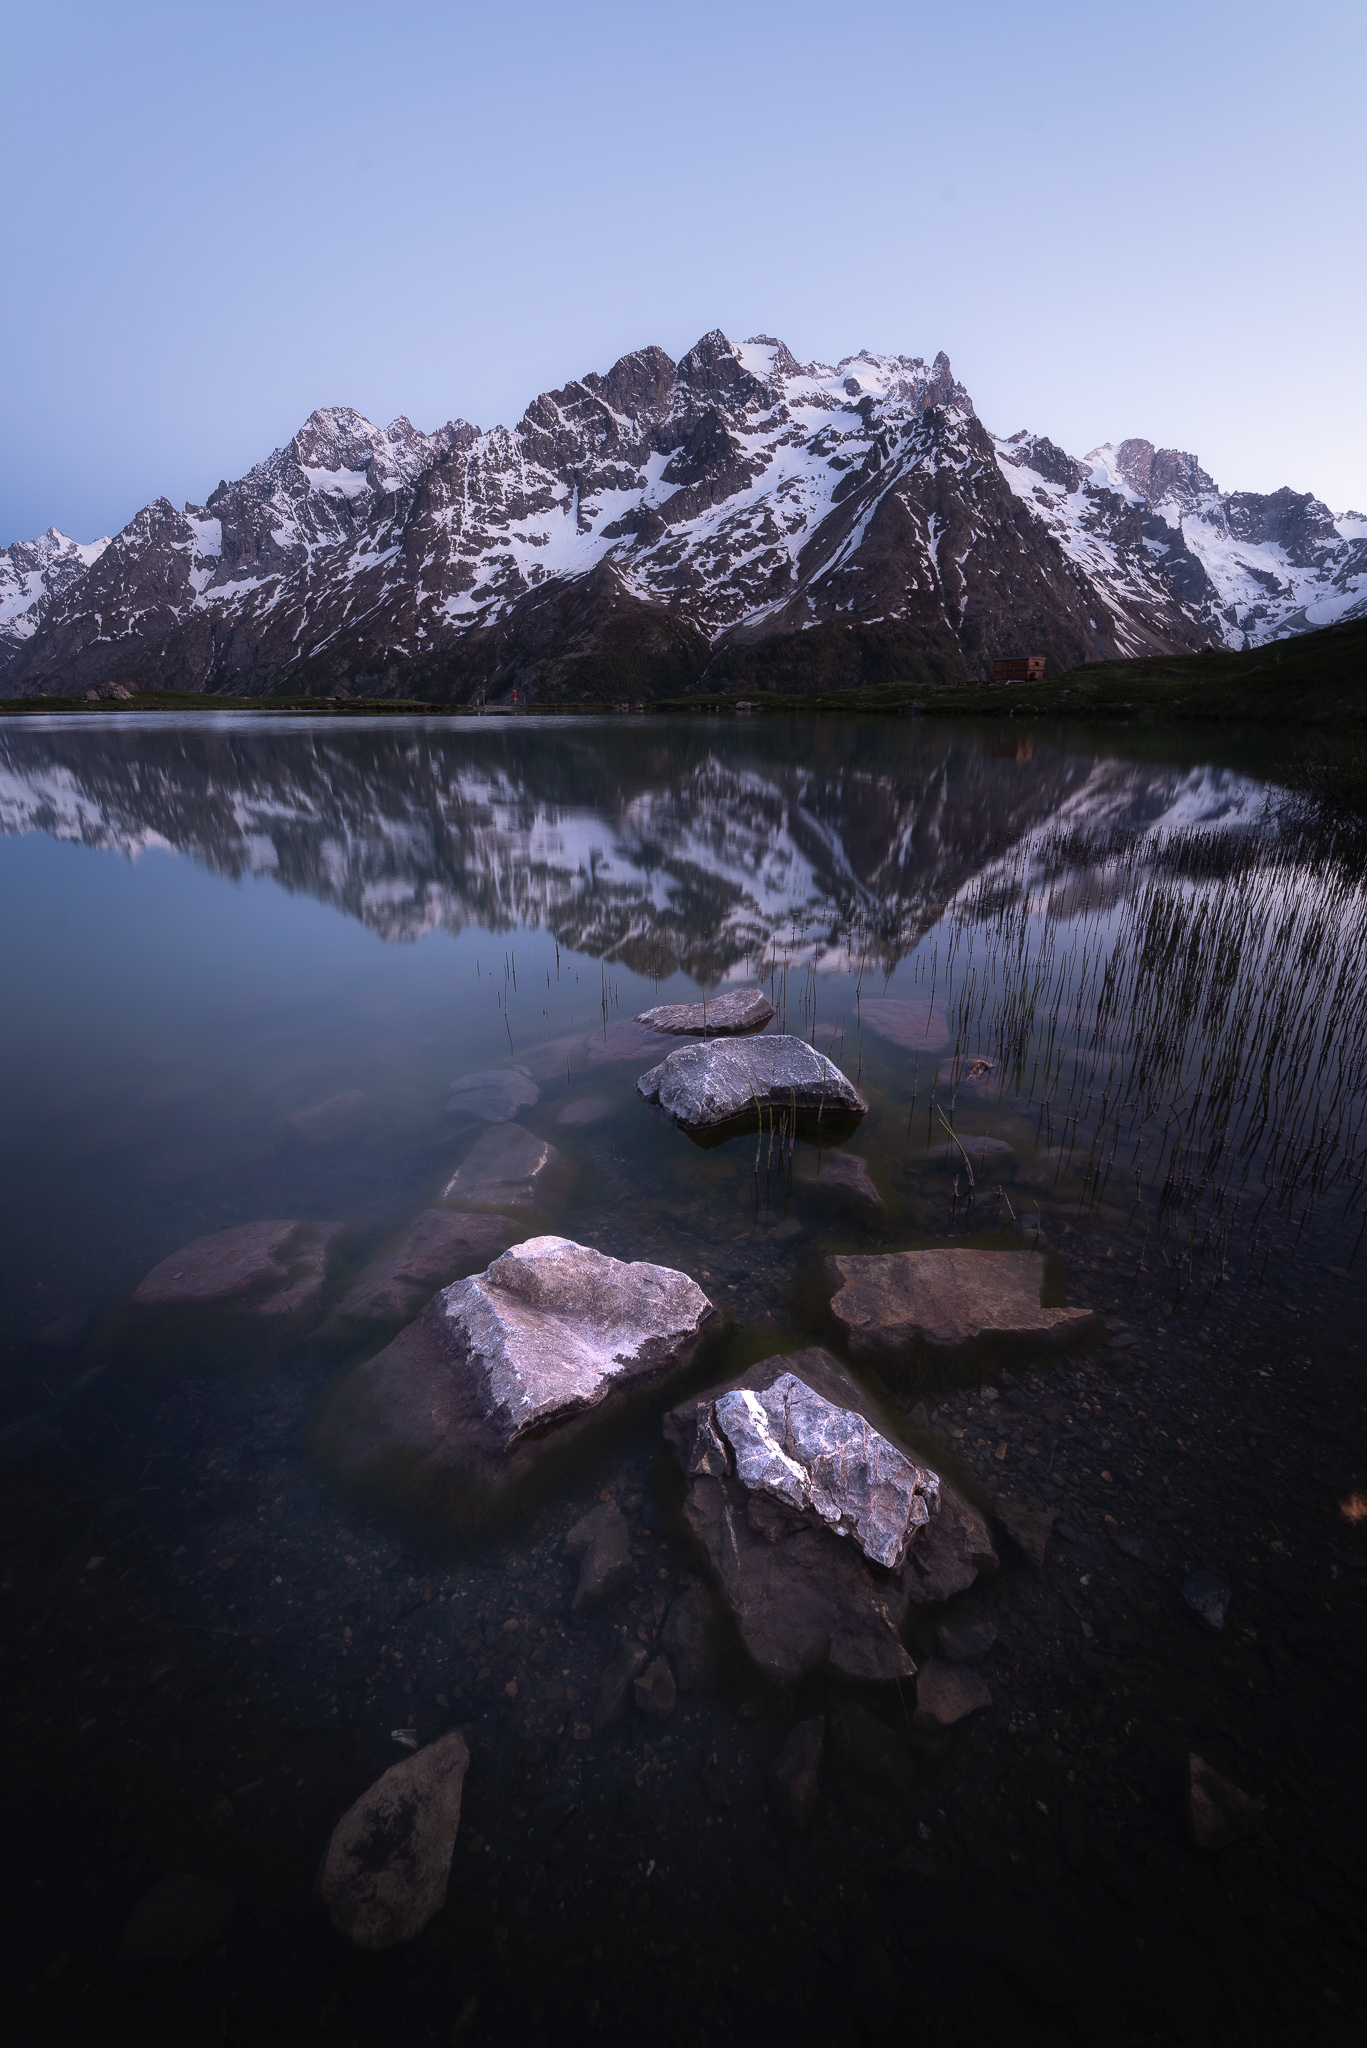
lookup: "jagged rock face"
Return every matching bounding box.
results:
[1082,439,1367,643]
[8,326,1360,699]
[0,528,110,660]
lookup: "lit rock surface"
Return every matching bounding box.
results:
[665,1347,995,1683]
[334,1211,518,1322]
[318,1732,469,1950]
[828,1248,1098,1354]
[441,1124,566,1210]
[445,1066,539,1122]
[711,1373,939,1570]
[324,1236,715,1486]
[131,1220,341,1317]
[635,988,774,1036]
[638,1033,867,1132]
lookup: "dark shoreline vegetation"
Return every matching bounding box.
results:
[4,714,1366,2046]
[2,615,1365,732]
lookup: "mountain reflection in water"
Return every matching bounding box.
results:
[0,715,1261,976]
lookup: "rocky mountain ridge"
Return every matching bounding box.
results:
[3,331,1364,702]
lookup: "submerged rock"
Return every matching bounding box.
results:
[857,998,950,1053]
[664,1347,994,1683]
[131,1220,341,1318]
[635,988,774,1036]
[638,1034,867,1134]
[118,1872,236,1964]
[586,1020,670,1064]
[828,1247,1098,1356]
[660,1579,717,1692]
[634,1656,677,1720]
[935,1615,998,1662]
[445,1067,539,1123]
[1184,1753,1261,1850]
[594,1635,648,1731]
[802,1150,884,1210]
[994,1495,1059,1568]
[318,1732,469,1950]
[912,1658,992,1733]
[564,1501,632,1612]
[1181,1569,1232,1631]
[287,1089,367,1142]
[556,1094,613,1126]
[441,1124,566,1210]
[771,1715,824,1827]
[324,1236,715,1487]
[335,1211,518,1322]
[925,1135,1014,1166]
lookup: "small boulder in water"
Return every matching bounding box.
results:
[664,1346,994,1683]
[119,1872,235,1964]
[323,1236,715,1488]
[638,1034,866,1135]
[635,988,774,1036]
[317,1732,469,1950]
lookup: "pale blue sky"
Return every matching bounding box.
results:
[2,0,1363,545]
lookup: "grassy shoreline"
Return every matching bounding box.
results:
[2,618,1363,726]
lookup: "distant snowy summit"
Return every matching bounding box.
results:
[2,330,1364,701]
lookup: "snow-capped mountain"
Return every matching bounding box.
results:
[0,527,111,656]
[1000,432,1367,647]
[3,331,1363,701]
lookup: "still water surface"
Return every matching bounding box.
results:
[2,714,1364,2044]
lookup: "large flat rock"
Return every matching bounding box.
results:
[664,1347,995,1683]
[635,988,774,1036]
[318,1732,469,1950]
[324,1236,715,1487]
[441,1123,567,1210]
[638,1034,867,1134]
[828,1248,1098,1355]
[335,1211,519,1322]
[445,1066,539,1123]
[130,1220,341,1318]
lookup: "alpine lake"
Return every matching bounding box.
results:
[2,710,1364,2046]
